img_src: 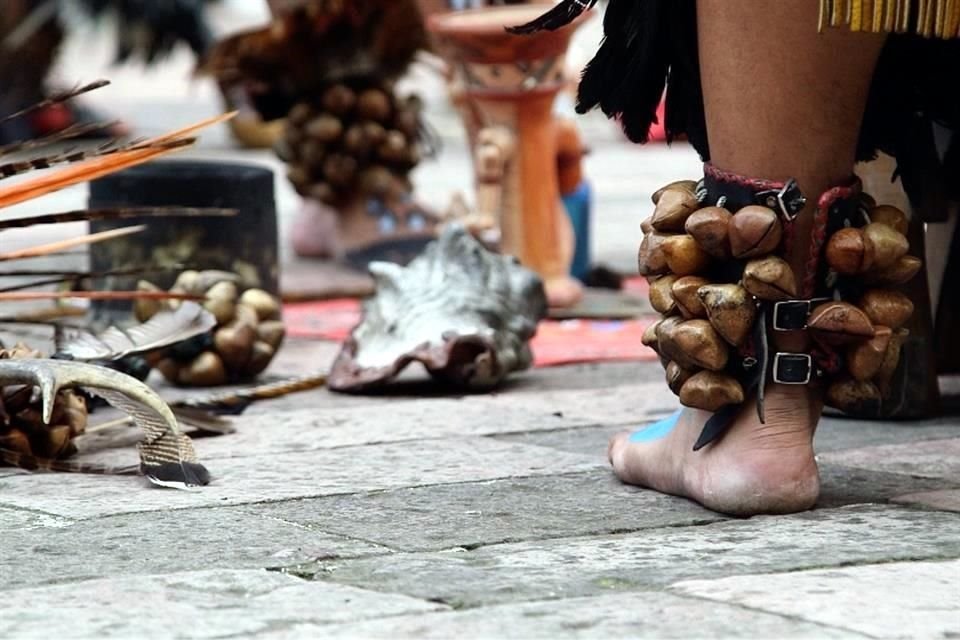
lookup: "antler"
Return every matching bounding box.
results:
[0,359,210,488]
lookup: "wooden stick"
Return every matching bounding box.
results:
[0,226,146,261]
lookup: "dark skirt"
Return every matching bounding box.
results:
[516,0,960,222]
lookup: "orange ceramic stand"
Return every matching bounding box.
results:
[428,5,586,308]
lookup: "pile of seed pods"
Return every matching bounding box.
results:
[639,180,920,416]
[0,345,88,460]
[136,271,286,387]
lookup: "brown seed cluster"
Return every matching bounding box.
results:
[639,181,919,416]
[136,271,286,387]
[280,83,425,204]
[0,346,88,460]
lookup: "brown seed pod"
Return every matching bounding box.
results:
[863,222,909,270]
[864,255,923,286]
[651,180,697,205]
[640,216,653,234]
[679,371,745,412]
[308,183,337,204]
[666,361,695,395]
[245,341,276,377]
[362,122,388,147]
[697,284,757,347]
[289,102,313,125]
[648,275,679,315]
[134,280,164,322]
[305,114,343,144]
[859,289,914,329]
[357,88,393,122]
[239,289,281,321]
[214,324,256,370]
[323,154,358,187]
[875,328,909,397]
[651,189,700,232]
[729,206,783,259]
[394,109,420,138]
[37,424,74,459]
[660,319,730,372]
[359,166,395,197]
[641,320,661,355]
[1,428,32,455]
[204,281,239,325]
[637,232,671,276]
[377,130,408,164]
[743,256,798,301]
[322,84,357,116]
[825,227,875,275]
[257,320,286,350]
[808,302,875,345]
[847,326,892,381]
[287,165,310,193]
[661,235,711,276]
[179,351,228,387]
[156,358,180,383]
[870,205,908,235]
[671,276,709,318]
[684,206,732,258]
[826,377,882,416]
[343,124,373,156]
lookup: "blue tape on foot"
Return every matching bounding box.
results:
[629,410,682,443]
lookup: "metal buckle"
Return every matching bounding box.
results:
[772,353,813,385]
[772,298,831,331]
[772,300,812,331]
[757,179,807,221]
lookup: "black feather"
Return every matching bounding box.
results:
[507,0,599,35]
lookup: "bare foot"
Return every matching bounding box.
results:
[608,385,821,516]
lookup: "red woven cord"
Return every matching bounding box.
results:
[801,180,861,298]
[703,163,786,192]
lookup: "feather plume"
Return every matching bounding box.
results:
[506,0,599,34]
[55,301,217,362]
[0,207,235,231]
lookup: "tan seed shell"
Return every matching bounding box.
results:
[666,361,695,395]
[648,275,679,315]
[651,189,700,232]
[214,324,256,370]
[662,319,729,371]
[859,289,914,329]
[661,235,711,276]
[742,256,798,301]
[642,320,661,354]
[863,222,909,270]
[847,326,892,381]
[864,255,923,286]
[870,205,908,235]
[245,341,276,377]
[179,351,228,387]
[671,276,709,318]
[697,284,757,347]
[684,206,732,258]
[808,302,875,345]
[651,180,697,205]
[825,227,875,275]
[826,377,882,415]
[729,206,782,258]
[876,328,909,397]
[679,371,745,412]
[637,232,671,276]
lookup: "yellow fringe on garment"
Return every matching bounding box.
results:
[819,0,960,37]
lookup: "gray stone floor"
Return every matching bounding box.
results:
[2,6,960,639]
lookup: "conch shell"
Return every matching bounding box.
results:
[330,225,547,391]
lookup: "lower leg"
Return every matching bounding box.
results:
[610,0,886,515]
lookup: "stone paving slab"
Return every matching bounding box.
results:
[269,592,858,640]
[72,383,672,469]
[0,506,71,531]
[819,438,960,482]
[0,507,388,592]
[0,569,445,639]
[815,464,960,509]
[892,489,960,513]
[250,471,724,553]
[671,559,960,639]
[298,505,960,608]
[0,438,603,518]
